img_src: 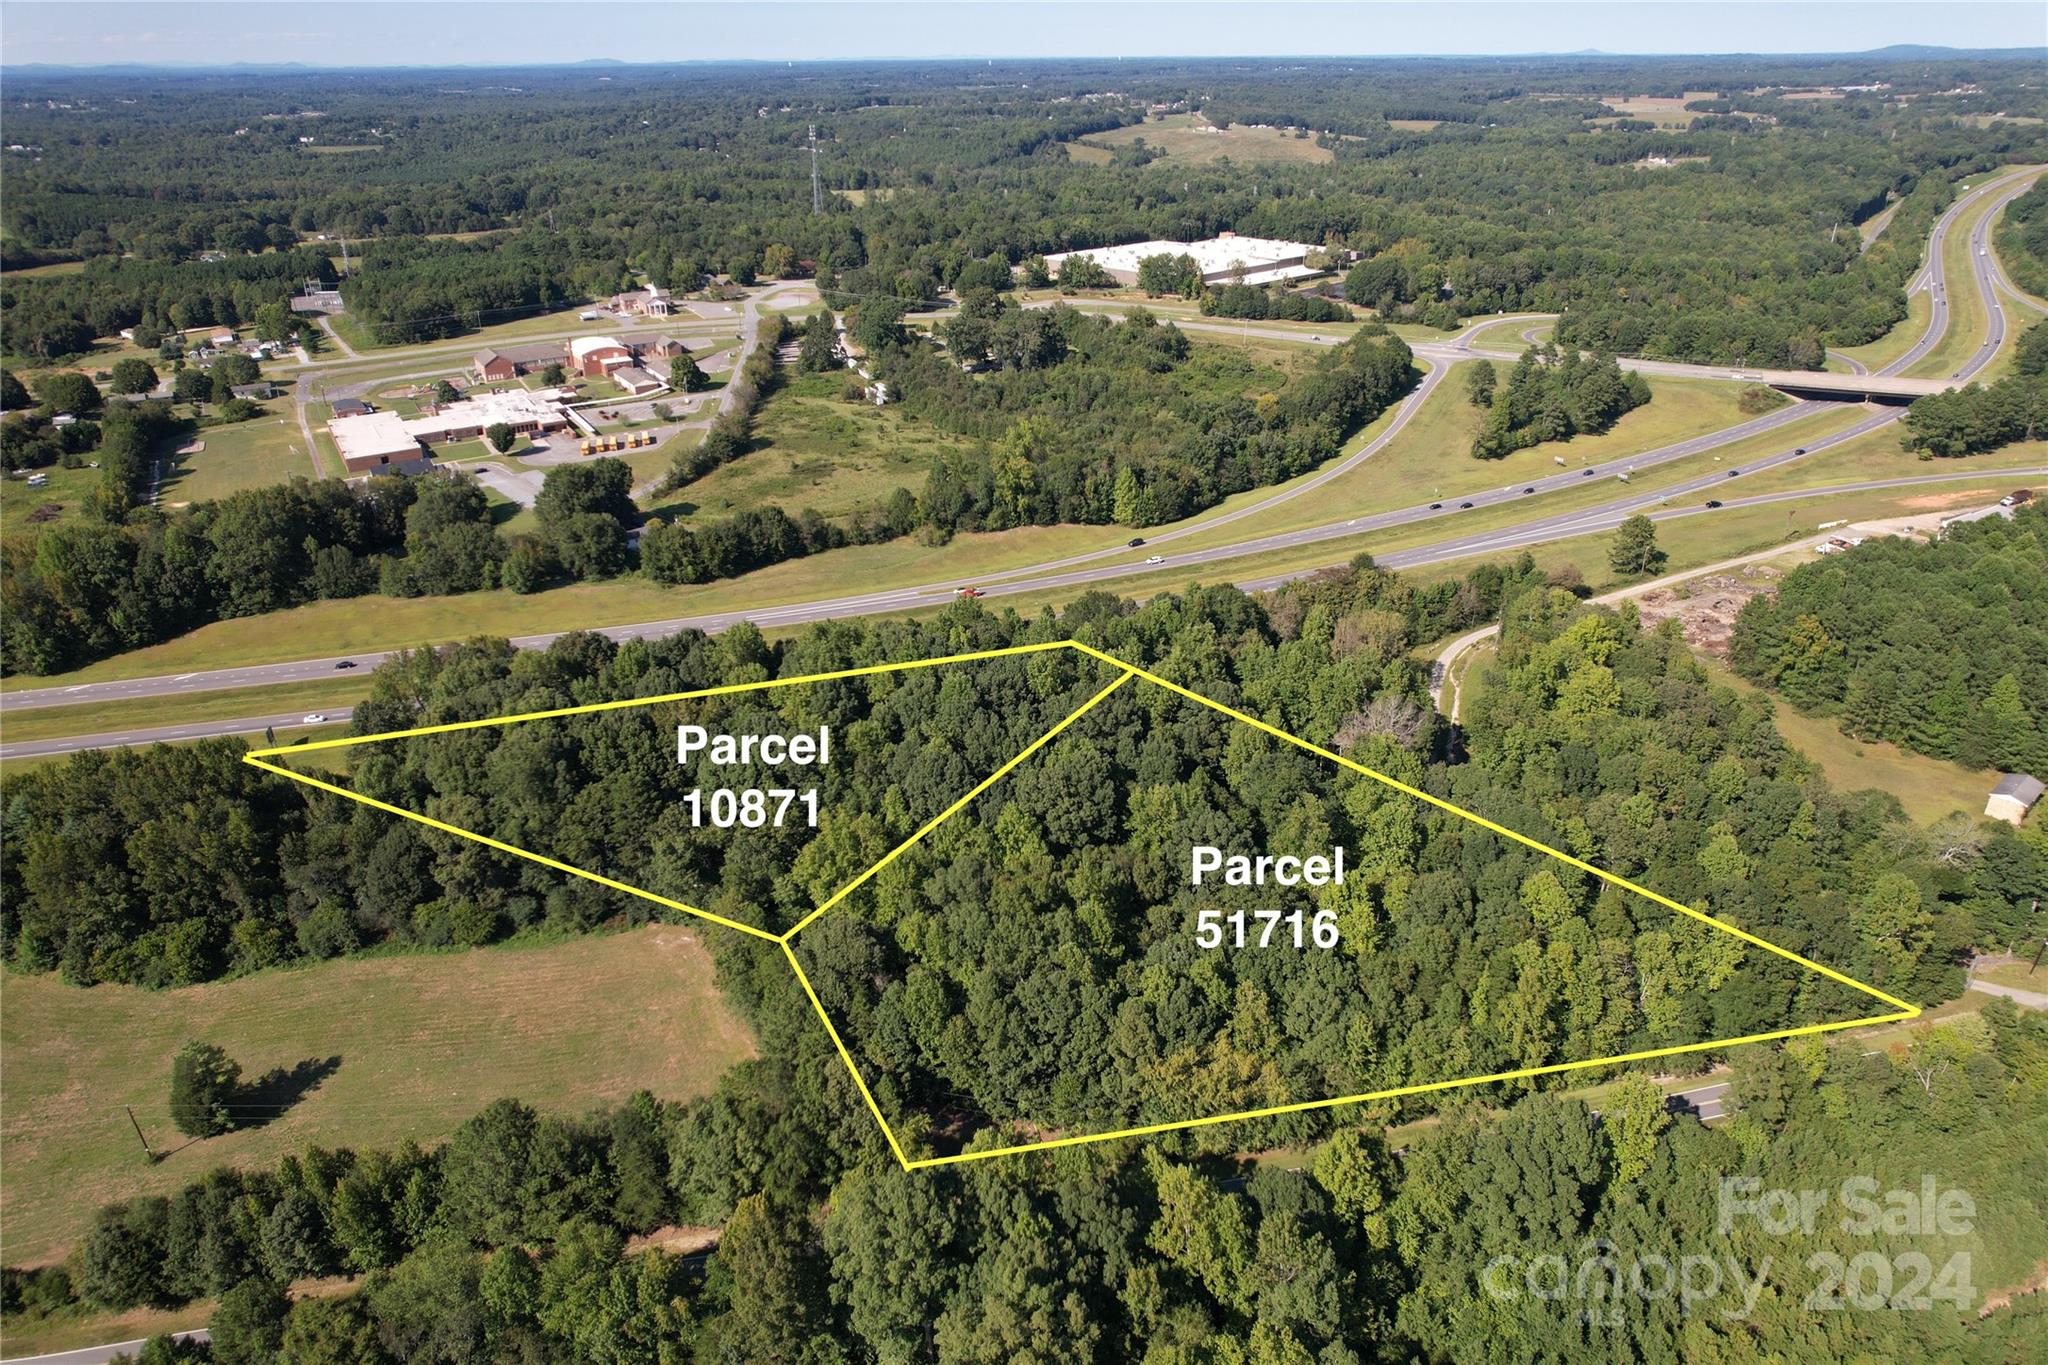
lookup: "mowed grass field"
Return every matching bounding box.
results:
[0,926,754,1266]
[1696,658,2005,827]
[1589,92,1719,130]
[158,412,313,505]
[0,463,101,536]
[1074,113,1334,165]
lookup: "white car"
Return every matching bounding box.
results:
[1145,555,1165,565]
[303,713,329,724]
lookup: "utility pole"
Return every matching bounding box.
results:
[809,124,822,215]
[126,1107,158,1163]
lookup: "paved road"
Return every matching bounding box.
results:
[2,1331,210,1365]
[11,464,2040,762]
[7,173,2033,739]
[1881,165,2042,378]
[1670,1081,1732,1122]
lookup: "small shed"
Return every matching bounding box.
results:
[1987,773,2045,826]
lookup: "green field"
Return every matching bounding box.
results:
[0,463,101,536]
[325,300,624,354]
[1697,659,2004,826]
[157,412,312,505]
[0,926,754,1267]
[1072,113,1334,165]
[653,372,968,524]
[1462,318,1556,352]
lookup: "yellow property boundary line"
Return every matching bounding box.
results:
[245,638,1917,1170]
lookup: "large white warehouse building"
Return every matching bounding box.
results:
[1040,232,1328,286]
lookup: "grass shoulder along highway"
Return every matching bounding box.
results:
[0,677,371,748]
[0,924,754,1268]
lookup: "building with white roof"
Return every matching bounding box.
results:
[330,410,426,474]
[329,388,574,475]
[1040,232,1329,286]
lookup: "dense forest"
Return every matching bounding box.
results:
[1998,177,2048,299]
[908,302,1415,528]
[6,566,2031,1041]
[5,55,2045,369]
[1730,503,2048,774]
[6,570,2047,1361]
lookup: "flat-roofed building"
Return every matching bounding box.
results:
[404,388,574,445]
[1041,231,1328,286]
[331,410,426,474]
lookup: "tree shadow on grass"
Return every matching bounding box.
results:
[233,1055,343,1130]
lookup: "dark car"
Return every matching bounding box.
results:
[1582,469,1593,477]
[1728,469,1740,477]
[1429,502,1442,510]
[1793,447,1806,455]
[1522,487,1535,494]
[1127,537,1145,547]
[1459,501,1475,509]
[335,660,357,670]
[1704,499,1723,509]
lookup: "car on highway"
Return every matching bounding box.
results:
[1794,448,1805,455]
[303,713,329,724]
[1728,469,1740,477]
[955,586,983,598]
[1522,487,1535,494]
[1703,499,1723,509]
[1127,537,1145,547]
[335,659,357,669]
[1145,555,1165,565]
[1459,501,1474,509]
[1429,502,1442,510]
[1582,469,1593,476]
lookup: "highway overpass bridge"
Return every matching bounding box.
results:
[1423,345,1953,403]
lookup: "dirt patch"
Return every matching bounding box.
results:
[626,1224,721,1257]
[1979,1258,2048,1317]
[1633,565,1783,656]
[1899,489,2004,512]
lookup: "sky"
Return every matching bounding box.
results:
[1,1,2042,68]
